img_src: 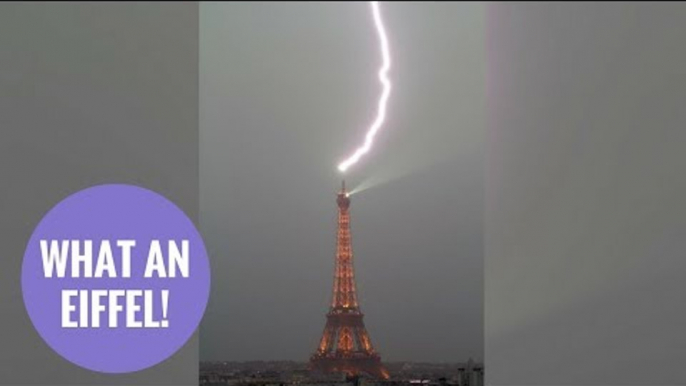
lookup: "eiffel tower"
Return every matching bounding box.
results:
[310,181,389,379]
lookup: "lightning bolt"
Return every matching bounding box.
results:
[337,1,392,173]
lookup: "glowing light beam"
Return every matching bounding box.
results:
[337,1,392,173]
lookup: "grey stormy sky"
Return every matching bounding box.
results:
[199,2,484,362]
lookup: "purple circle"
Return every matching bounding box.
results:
[22,184,211,373]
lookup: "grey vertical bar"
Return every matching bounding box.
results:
[486,2,686,385]
[0,2,199,385]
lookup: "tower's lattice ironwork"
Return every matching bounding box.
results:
[310,181,389,379]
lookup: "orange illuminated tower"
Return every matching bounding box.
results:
[310,181,389,380]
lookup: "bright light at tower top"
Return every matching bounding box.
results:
[337,1,392,174]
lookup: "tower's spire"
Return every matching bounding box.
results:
[341,180,346,194]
